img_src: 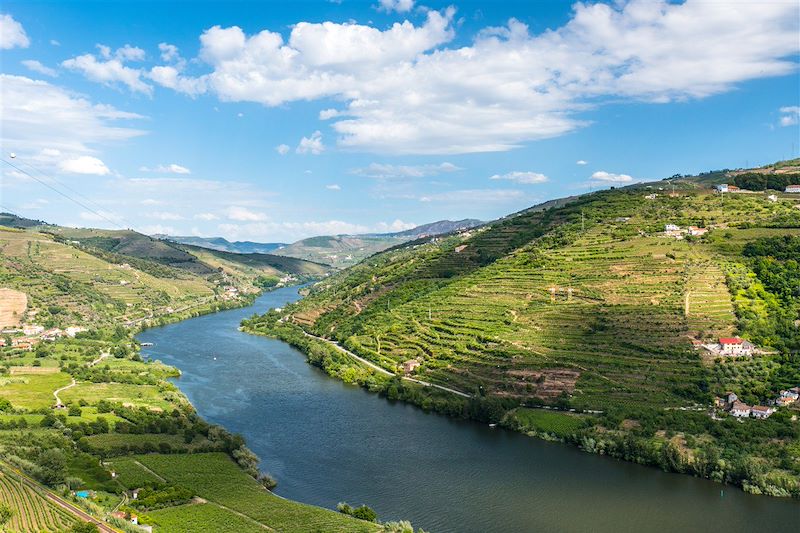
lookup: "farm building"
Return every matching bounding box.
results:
[751,406,774,419]
[729,401,751,418]
[664,224,683,238]
[402,359,421,374]
[719,337,754,356]
[22,324,44,336]
[715,184,729,192]
[687,226,708,236]
[786,185,800,193]
[776,388,799,406]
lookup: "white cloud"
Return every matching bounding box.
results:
[139,163,191,174]
[419,189,524,203]
[152,1,798,155]
[0,14,29,49]
[21,60,57,77]
[576,160,587,165]
[19,198,49,210]
[218,220,375,241]
[62,45,153,95]
[276,143,290,155]
[225,206,267,221]
[373,219,416,232]
[489,171,548,184]
[352,161,460,179]
[779,106,800,127]
[296,130,324,155]
[0,75,146,155]
[377,0,414,14]
[141,198,163,206]
[194,212,219,220]
[590,171,635,183]
[79,210,122,222]
[50,39,60,46]
[140,224,177,235]
[59,156,111,175]
[326,184,341,190]
[158,43,180,62]
[149,65,207,96]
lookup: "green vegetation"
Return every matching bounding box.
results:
[244,166,800,498]
[0,465,77,532]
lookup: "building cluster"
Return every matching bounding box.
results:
[715,387,799,420]
[0,325,86,350]
[716,183,800,194]
[702,337,755,357]
[663,224,708,239]
[715,392,775,419]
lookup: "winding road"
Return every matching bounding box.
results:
[52,378,76,407]
[301,331,473,398]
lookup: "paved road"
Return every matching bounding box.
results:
[302,331,473,398]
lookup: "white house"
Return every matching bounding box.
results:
[785,185,800,193]
[751,406,774,419]
[719,337,754,356]
[729,401,751,418]
[687,226,708,236]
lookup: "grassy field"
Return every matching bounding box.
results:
[0,468,77,532]
[136,453,380,532]
[0,371,71,410]
[148,501,270,532]
[509,408,588,438]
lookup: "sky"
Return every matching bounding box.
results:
[1,0,798,243]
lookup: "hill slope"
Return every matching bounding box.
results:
[244,171,800,497]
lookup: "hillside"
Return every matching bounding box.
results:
[0,222,329,328]
[273,219,484,268]
[244,169,800,497]
[160,235,286,254]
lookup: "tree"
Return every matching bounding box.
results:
[36,448,67,486]
[70,522,100,533]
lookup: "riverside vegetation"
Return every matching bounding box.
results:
[243,160,800,499]
[0,219,419,532]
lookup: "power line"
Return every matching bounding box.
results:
[11,156,138,230]
[1,157,129,231]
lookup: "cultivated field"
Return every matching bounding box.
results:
[0,288,26,328]
[0,469,76,532]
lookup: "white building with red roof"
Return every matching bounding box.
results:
[719,337,754,356]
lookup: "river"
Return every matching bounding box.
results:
[137,286,798,532]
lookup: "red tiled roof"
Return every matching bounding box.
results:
[719,337,743,344]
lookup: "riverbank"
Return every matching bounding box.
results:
[241,306,800,500]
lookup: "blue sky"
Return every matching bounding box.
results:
[1,0,798,242]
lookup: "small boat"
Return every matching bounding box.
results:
[489,423,497,428]
[213,356,217,360]
[140,342,154,347]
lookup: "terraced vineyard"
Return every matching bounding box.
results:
[244,172,800,497]
[0,470,76,532]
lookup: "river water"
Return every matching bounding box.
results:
[137,286,798,532]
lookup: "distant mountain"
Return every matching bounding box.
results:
[159,235,286,254]
[273,219,484,268]
[378,219,483,238]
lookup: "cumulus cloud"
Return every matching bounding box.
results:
[59,155,110,175]
[590,171,635,183]
[194,212,219,220]
[62,45,153,95]
[377,0,414,14]
[158,43,180,63]
[22,60,57,77]
[139,163,191,174]
[225,206,267,221]
[0,14,29,49]
[352,161,460,179]
[296,130,324,155]
[373,219,416,232]
[326,184,341,190]
[275,143,290,155]
[489,171,548,184]
[779,106,800,127]
[576,160,587,165]
[148,1,798,154]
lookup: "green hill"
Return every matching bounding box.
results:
[244,168,800,497]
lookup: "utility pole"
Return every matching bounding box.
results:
[581,210,585,233]
[428,305,432,321]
